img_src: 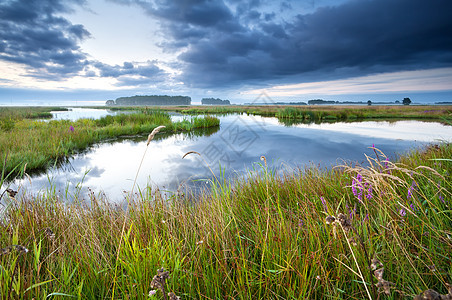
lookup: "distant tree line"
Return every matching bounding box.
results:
[106,95,191,106]
[201,98,231,105]
[275,102,307,105]
[307,98,412,105]
[307,99,338,105]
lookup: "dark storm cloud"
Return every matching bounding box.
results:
[0,0,90,79]
[0,0,169,85]
[121,0,452,88]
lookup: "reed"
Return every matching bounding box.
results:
[0,107,68,121]
[0,111,219,176]
[0,141,450,299]
[150,104,452,123]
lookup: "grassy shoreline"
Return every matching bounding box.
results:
[0,110,219,176]
[0,141,450,299]
[106,104,452,123]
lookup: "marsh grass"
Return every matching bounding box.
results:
[0,107,67,120]
[148,104,452,124]
[275,105,452,124]
[0,107,68,133]
[0,111,219,176]
[0,141,450,299]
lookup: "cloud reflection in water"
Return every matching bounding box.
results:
[15,114,451,202]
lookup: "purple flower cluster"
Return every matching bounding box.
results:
[320,196,328,212]
[351,173,373,203]
[69,125,75,132]
[407,181,416,199]
[346,203,357,220]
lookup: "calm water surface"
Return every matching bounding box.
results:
[12,110,452,202]
[51,107,121,120]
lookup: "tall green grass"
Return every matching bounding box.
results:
[0,107,68,120]
[0,107,68,132]
[275,106,452,124]
[0,142,450,299]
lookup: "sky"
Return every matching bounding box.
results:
[0,0,451,105]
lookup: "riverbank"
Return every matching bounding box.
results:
[107,104,452,123]
[0,109,219,176]
[0,142,450,299]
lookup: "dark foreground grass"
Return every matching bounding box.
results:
[0,111,219,176]
[0,141,450,299]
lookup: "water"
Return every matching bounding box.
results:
[50,107,189,122]
[50,107,122,121]
[11,111,452,202]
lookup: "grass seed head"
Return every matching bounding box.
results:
[348,236,357,246]
[6,188,17,198]
[337,213,352,231]
[414,283,452,300]
[371,258,383,270]
[325,216,336,224]
[150,267,171,296]
[182,151,201,159]
[374,268,394,296]
[260,155,267,168]
[0,245,29,255]
[168,292,180,300]
[414,289,442,300]
[44,228,55,240]
[147,125,165,145]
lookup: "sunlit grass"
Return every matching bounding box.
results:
[0,141,450,299]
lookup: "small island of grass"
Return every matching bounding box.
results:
[0,107,219,175]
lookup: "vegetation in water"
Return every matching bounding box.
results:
[0,109,219,175]
[0,137,450,298]
[146,104,452,123]
[0,107,68,132]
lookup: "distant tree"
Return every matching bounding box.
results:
[367,100,372,106]
[402,97,412,105]
[395,100,400,104]
[106,100,115,105]
[308,99,336,105]
[114,95,191,106]
[202,98,230,105]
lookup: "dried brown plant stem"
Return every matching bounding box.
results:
[182,150,219,184]
[111,125,165,300]
[259,155,271,298]
[131,125,166,196]
[350,226,377,299]
[340,225,373,300]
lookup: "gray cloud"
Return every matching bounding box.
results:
[0,0,90,79]
[120,0,452,88]
[0,0,169,86]
[2,0,451,92]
